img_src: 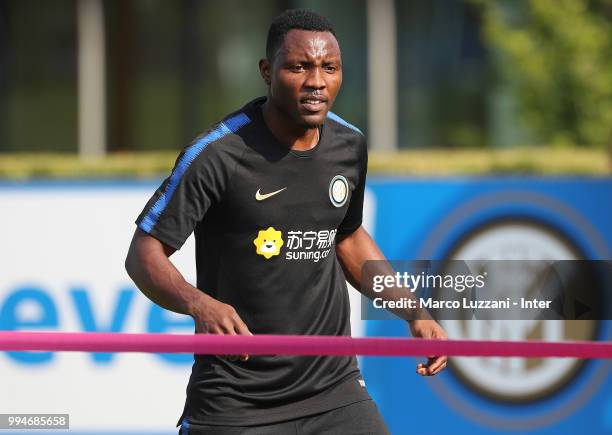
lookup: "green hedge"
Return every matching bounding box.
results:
[0,147,609,179]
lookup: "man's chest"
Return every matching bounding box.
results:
[217,152,355,233]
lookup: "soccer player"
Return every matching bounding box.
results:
[125,9,447,435]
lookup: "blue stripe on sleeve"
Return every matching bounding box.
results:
[180,417,190,434]
[326,111,363,135]
[139,112,251,234]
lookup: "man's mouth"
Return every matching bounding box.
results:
[300,96,327,112]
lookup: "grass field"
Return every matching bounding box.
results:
[0,147,609,179]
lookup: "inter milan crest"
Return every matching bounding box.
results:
[329,175,349,207]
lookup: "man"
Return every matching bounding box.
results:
[125,9,447,435]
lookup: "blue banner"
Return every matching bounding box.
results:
[362,177,612,434]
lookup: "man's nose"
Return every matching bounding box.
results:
[304,67,325,90]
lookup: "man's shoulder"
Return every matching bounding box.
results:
[194,105,254,149]
[184,100,260,164]
[325,111,367,158]
[325,111,364,138]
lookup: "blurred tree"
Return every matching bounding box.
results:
[477,0,612,148]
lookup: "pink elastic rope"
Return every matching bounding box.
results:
[0,332,610,358]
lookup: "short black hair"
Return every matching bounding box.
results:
[266,9,336,61]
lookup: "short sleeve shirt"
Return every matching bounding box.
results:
[136,97,371,426]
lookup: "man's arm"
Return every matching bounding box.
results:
[125,229,251,359]
[336,226,448,376]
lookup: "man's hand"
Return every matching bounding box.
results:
[334,227,449,375]
[409,319,448,376]
[125,230,252,363]
[190,293,252,362]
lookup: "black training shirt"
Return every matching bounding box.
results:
[136,97,371,426]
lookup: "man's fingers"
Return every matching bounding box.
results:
[231,314,251,361]
[233,315,251,336]
[426,355,448,374]
[227,319,246,360]
[221,318,237,335]
[193,301,251,362]
[416,363,427,375]
[217,315,253,362]
[416,356,448,376]
[430,361,447,375]
[206,323,236,361]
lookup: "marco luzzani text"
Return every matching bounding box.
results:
[370,272,553,310]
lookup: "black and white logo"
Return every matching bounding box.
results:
[441,220,595,403]
[329,175,349,207]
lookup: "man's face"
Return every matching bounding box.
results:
[261,29,343,128]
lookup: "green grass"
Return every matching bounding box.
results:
[0,147,609,180]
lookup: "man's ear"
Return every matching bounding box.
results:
[259,58,271,86]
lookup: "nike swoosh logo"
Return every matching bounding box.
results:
[255,187,287,201]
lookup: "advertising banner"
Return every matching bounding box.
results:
[1,178,611,434]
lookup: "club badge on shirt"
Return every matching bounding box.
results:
[329,175,349,207]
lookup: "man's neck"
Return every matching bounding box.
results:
[261,100,320,151]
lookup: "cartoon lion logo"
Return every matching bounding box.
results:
[253,227,284,259]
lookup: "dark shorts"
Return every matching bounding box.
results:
[179,399,390,435]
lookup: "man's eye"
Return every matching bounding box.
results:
[324,65,337,72]
[290,65,305,72]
